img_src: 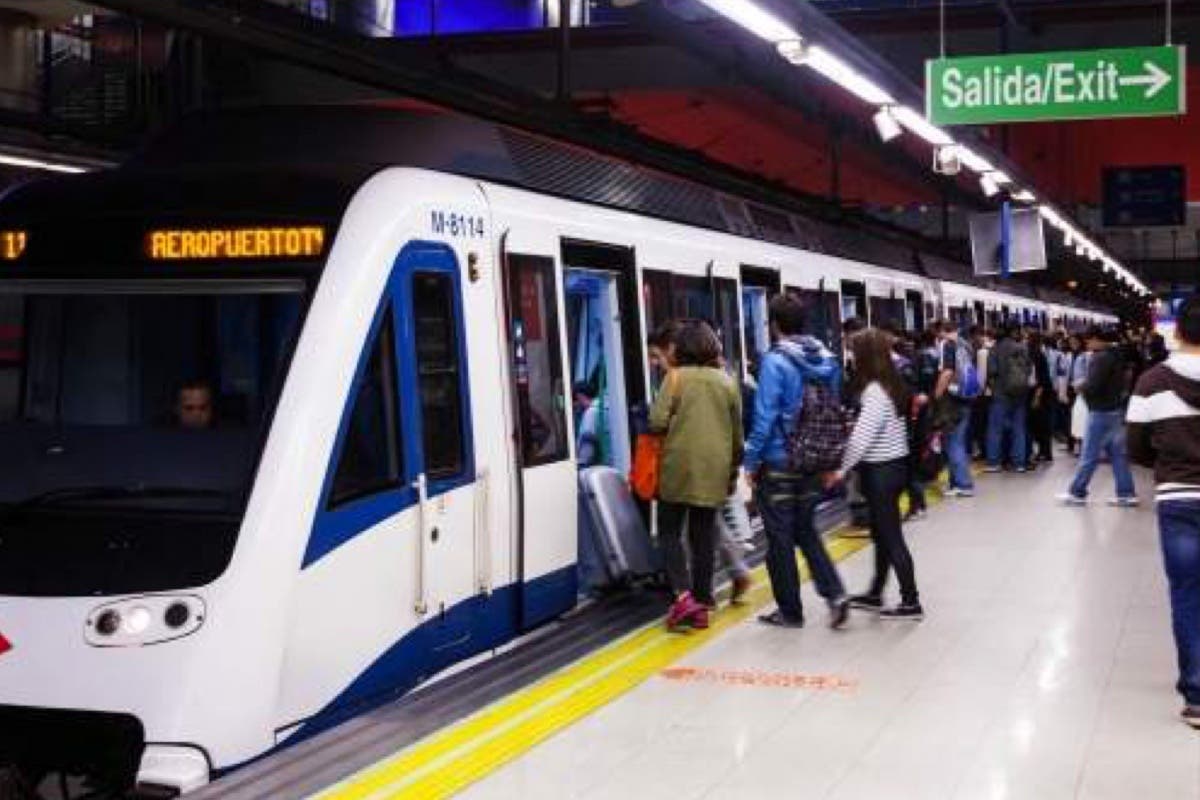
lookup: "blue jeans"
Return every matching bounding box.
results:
[945,405,974,490]
[987,394,1028,468]
[756,470,846,622]
[1159,501,1200,705]
[1068,410,1136,499]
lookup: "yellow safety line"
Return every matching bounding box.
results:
[316,481,961,800]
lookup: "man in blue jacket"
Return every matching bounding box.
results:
[745,295,850,629]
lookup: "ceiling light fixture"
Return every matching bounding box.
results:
[872,107,902,142]
[958,147,994,174]
[695,0,799,42]
[0,153,88,174]
[803,45,895,105]
[891,105,954,146]
[980,173,1000,197]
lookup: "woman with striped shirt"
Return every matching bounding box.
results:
[826,329,924,620]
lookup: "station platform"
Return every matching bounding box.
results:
[428,457,1196,800]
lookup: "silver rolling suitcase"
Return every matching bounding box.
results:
[578,466,658,588]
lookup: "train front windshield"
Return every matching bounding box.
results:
[0,281,306,595]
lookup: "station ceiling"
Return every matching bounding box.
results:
[0,0,1196,304]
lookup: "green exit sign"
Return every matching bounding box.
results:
[927,45,1186,125]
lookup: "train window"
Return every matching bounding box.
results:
[789,287,841,354]
[413,272,466,479]
[330,315,402,507]
[507,255,569,467]
[0,285,306,514]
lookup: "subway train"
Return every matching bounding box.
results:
[0,107,1114,797]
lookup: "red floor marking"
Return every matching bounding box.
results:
[660,666,856,691]
[0,630,11,657]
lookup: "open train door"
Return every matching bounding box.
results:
[498,231,579,631]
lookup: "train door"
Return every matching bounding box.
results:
[840,280,867,324]
[500,247,576,630]
[740,266,779,375]
[562,241,643,476]
[905,290,924,332]
[391,244,479,643]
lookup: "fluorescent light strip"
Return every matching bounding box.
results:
[958,147,994,174]
[0,153,88,174]
[891,105,953,146]
[804,45,895,105]
[695,0,799,42]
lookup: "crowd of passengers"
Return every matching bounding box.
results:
[639,293,1200,730]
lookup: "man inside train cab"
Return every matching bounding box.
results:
[176,380,216,430]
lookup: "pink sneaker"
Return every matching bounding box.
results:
[666,592,705,632]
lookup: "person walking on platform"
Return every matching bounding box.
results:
[985,326,1033,472]
[649,321,744,632]
[1058,327,1137,506]
[1028,330,1056,465]
[826,329,923,620]
[1127,296,1200,728]
[934,321,978,497]
[744,295,849,629]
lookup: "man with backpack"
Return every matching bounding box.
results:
[934,320,980,497]
[985,327,1033,472]
[744,295,850,629]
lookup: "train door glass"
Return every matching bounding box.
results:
[791,287,841,354]
[565,269,631,474]
[643,272,742,382]
[905,290,924,332]
[742,286,770,369]
[840,280,867,324]
[868,296,905,331]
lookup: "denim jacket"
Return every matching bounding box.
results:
[743,335,841,473]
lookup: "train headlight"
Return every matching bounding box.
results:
[85,595,206,648]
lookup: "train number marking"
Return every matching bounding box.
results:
[431,210,486,239]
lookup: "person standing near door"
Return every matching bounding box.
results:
[1058,327,1137,506]
[935,321,978,497]
[985,326,1032,472]
[1127,295,1200,728]
[744,295,850,629]
[648,321,743,632]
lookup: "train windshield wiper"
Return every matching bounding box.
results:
[11,485,232,510]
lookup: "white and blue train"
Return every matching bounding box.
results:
[0,107,1114,797]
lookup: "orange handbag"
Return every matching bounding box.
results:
[629,433,664,501]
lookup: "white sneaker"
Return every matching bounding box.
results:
[1057,492,1088,506]
[944,487,975,498]
[1106,496,1140,507]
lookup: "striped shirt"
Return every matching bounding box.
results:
[841,381,909,473]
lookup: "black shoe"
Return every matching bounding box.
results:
[1181,706,1200,729]
[848,593,883,612]
[880,603,924,621]
[829,597,850,630]
[758,609,804,628]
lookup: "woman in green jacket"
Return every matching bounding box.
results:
[649,321,744,631]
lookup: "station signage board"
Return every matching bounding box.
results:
[927,45,1186,125]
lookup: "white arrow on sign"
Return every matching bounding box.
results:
[1119,61,1172,99]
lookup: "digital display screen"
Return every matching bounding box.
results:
[146,226,326,261]
[1,231,27,261]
